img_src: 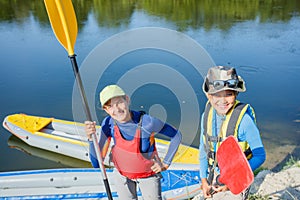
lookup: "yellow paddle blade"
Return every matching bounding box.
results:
[44,0,77,56]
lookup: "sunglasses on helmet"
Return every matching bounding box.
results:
[209,79,239,90]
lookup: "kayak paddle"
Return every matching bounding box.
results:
[43,0,113,199]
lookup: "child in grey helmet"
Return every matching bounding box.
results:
[199,66,266,200]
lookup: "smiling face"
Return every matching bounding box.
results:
[103,95,131,123]
[207,90,237,115]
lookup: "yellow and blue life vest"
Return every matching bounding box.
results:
[203,100,256,166]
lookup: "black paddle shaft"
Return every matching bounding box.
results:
[69,55,93,121]
[69,55,114,200]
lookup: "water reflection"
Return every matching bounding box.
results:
[8,135,92,168]
[1,0,299,30]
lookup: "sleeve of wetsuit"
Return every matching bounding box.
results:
[160,125,182,165]
[89,117,112,168]
[238,113,266,171]
[88,140,99,168]
[199,114,209,179]
[142,115,182,166]
[249,147,266,171]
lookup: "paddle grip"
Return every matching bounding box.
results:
[207,169,215,195]
[208,175,225,195]
[216,175,225,186]
[208,188,216,195]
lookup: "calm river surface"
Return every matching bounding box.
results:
[0,0,299,172]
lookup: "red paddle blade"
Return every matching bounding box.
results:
[217,136,254,194]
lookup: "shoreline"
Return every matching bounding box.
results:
[261,143,300,172]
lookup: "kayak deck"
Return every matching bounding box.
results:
[3,113,199,168]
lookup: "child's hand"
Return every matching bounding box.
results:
[151,155,168,173]
[84,121,96,140]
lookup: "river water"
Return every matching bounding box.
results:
[0,0,299,172]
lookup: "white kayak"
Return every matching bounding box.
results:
[0,167,201,199]
[3,113,199,169]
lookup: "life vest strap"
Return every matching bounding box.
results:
[207,135,222,143]
[226,103,248,137]
[207,151,216,161]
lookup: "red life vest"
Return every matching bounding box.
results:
[111,117,157,179]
